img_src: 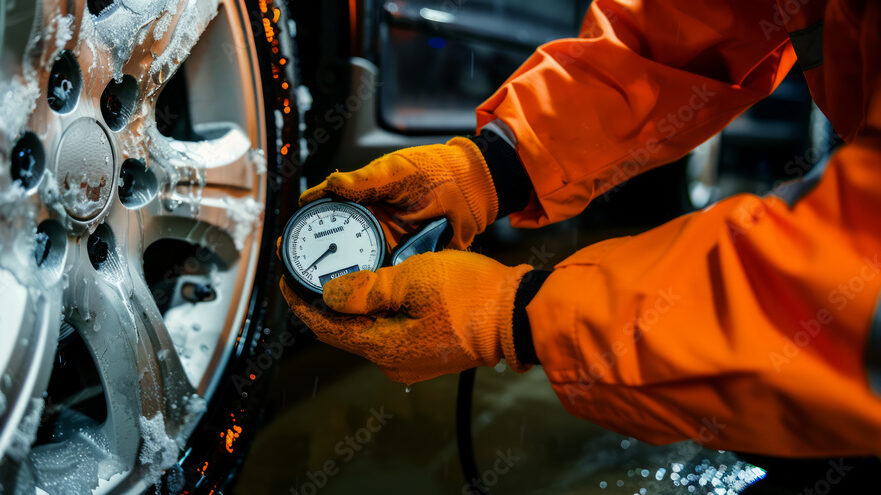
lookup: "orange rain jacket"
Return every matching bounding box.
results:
[476,0,881,456]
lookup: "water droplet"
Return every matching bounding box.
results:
[599,481,607,489]
[640,469,649,478]
[616,480,624,487]
[404,386,411,393]
[620,438,631,449]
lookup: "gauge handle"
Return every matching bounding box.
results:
[391,218,450,266]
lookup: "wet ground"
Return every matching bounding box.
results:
[235,347,755,495]
[234,218,766,495]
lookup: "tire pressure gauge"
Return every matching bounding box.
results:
[280,198,448,294]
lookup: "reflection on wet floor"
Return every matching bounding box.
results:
[235,346,763,494]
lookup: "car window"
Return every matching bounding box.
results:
[378,0,586,133]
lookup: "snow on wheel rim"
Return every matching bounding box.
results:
[0,0,270,492]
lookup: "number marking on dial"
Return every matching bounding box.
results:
[284,201,384,292]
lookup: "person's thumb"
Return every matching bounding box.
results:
[322,269,399,315]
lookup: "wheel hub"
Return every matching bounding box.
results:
[54,118,115,221]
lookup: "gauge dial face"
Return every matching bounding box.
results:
[282,200,385,293]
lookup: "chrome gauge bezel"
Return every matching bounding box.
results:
[281,198,386,294]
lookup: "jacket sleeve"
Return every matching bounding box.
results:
[476,0,797,228]
[526,138,881,456]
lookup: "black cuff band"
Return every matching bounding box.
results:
[512,269,551,366]
[468,130,533,219]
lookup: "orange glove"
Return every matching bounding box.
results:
[279,250,533,384]
[299,138,499,249]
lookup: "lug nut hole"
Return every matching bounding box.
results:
[100,75,138,131]
[47,50,82,113]
[87,0,115,16]
[118,158,158,208]
[35,220,67,277]
[87,224,115,271]
[11,131,45,190]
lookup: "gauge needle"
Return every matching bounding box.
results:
[305,243,337,270]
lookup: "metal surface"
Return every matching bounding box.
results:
[54,117,115,220]
[0,0,269,492]
[390,217,448,266]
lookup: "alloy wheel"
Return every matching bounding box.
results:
[0,0,275,492]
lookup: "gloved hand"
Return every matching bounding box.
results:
[299,138,499,250]
[279,250,533,384]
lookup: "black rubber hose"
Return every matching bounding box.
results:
[457,367,487,494]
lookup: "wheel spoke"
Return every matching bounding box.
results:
[79,0,223,163]
[142,0,220,85]
[36,233,203,490]
[88,0,218,86]
[70,231,200,425]
[59,264,142,472]
[148,124,265,250]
